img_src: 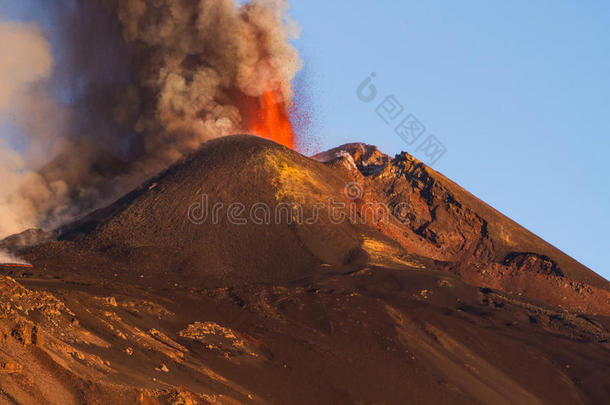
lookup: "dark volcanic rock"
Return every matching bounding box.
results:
[503,252,564,277]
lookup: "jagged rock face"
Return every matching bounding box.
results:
[313,143,390,175]
[315,144,491,263]
[0,136,608,404]
[388,152,491,261]
[502,253,564,277]
[320,142,609,315]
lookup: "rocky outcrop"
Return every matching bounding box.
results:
[502,253,564,277]
[0,362,23,374]
[327,142,609,315]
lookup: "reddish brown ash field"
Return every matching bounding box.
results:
[0,135,608,404]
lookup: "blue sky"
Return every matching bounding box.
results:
[1,1,608,280]
[289,0,609,279]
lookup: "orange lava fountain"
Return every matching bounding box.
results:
[245,89,295,149]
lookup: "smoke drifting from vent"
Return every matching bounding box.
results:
[0,249,31,266]
[0,0,302,238]
[0,22,63,236]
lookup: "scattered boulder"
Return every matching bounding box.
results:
[0,362,22,374]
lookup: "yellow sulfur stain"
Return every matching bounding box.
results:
[263,151,327,202]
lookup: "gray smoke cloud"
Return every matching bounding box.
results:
[0,0,302,238]
[0,22,64,235]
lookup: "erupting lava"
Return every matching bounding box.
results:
[246,89,295,149]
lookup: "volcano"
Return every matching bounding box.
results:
[0,135,608,404]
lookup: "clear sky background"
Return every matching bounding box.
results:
[1,1,608,280]
[289,0,609,280]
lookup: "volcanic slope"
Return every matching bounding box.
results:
[48,135,401,287]
[315,142,610,315]
[0,135,608,404]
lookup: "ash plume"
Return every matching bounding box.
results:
[0,0,301,238]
